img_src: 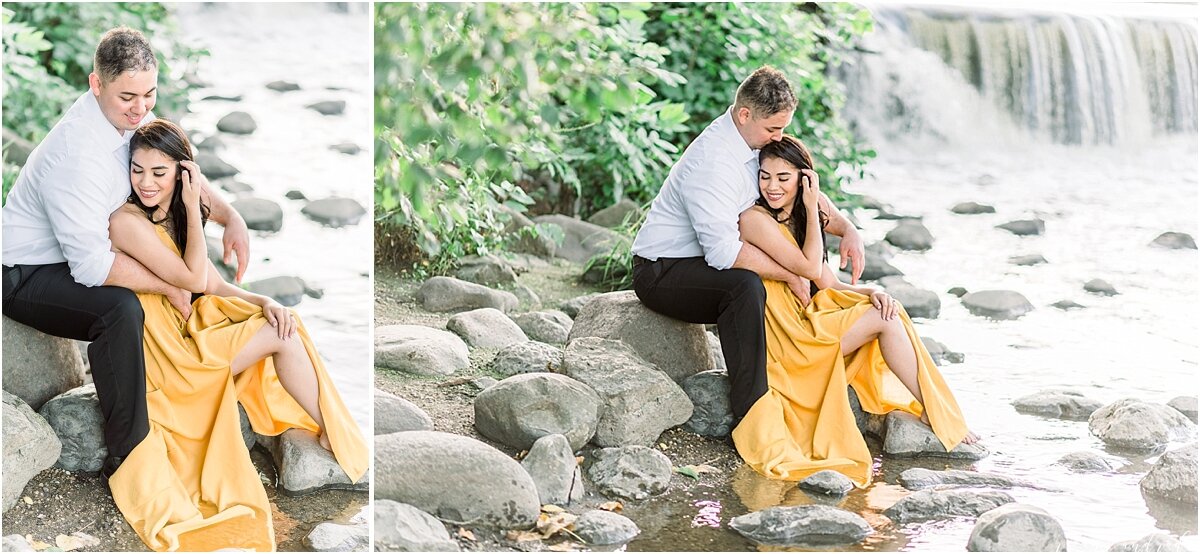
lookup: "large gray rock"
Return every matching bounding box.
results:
[217,111,257,134]
[1013,390,1104,421]
[2,128,35,166]
[996,218,1046,236]
[307,100,346,116]
[885,281,940,319]
[1057,451,1118,473]
[520,434,584,505]
[301,197,366,228]
[473,373,601,451]
[453,255,517,287]
[375,391,434,434]
[532,214,626,264]
[885,490,1015,524]
[952,202,995,214]
[1088,398,1195,451]
[899,468,1031,490]
[1139,444,1197,505]
[885,220,934,251]
[375,325,470,376]
[1,534,34,552]
[3,392,61,511]
[730,505,872,545]
[446,308,528,349]
[416,276,518,313]
[374,500,459,552]
[512,311,573,345]
[962,290,1035,320]
[195,151,240,179]
[238,403,256,450]
[586,445,672,500]
[574,510,640,545]
[1150,232,1197,250]
[798,470,855,497]
[1168,396,1198,423]
[2,316,86,410]
[920,337,964,365]
[232,197,283,232]
[245,275,321,306]
[708,332,726,370]
[568,291,712,383]
[512,284,541,310]
[39,385,105,472]
[587,199,643,229]
[561,338,693,447]
[1085,278,1120,296]
[1109,533,1188,552]
[375,431,540,528]
[681,370,734,437]
[304,521,369,552]
[259,429,369,495]
[500,205,557,258]
[490,341,561,377]
[883,411,988,460]
[560,293,601,319]
[967,504,1067,552]
[861,242,905,281]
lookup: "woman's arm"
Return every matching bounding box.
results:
[737,206,824,281]
[814,261,900,320]
[203,261,298,338]
[179,168,208,293]
[108,207,207,293]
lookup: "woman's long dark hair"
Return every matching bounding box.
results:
[756,135,829,264]
[128,119,209,254]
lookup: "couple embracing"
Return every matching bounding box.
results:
[633,66,979,486]
[2,27,366,551]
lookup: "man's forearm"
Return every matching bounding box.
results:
[732,242,803,283]
[103,251,178,295]
[819,193,856,237]
[200,179,237,227]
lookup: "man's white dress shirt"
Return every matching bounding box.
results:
[631,107,759,270]
[3,92,151,287]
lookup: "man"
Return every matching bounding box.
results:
[631,66,865,423]
[1,27,250,479]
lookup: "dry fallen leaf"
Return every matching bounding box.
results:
[575,456,584,465]
[504,529,544,543]
[55,534,85,552]
[22,496,32,505]
[30,538,52,551]
[456,527,476,541]
[598,500,623,513]
[536,511,578,539]
[547,541,581,552]
[541,504,565,514]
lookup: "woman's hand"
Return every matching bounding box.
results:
[871,290,899,320]
[179,160,202,209]
[262,300,297,339]
[800,168,820,209]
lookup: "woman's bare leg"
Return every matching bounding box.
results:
[230,323,331,450]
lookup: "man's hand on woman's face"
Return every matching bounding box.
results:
[839,227,865,284]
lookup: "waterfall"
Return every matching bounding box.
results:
[838,4,1198,147]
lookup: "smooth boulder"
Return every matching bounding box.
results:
[307,100,346,115]
[886,281,940,319]
[900,468,1030,490]
[304,522,368,552]
[490,340,561,377]
[1109,533,1188,552]
[996,218,1045,236]
[568,291,712,383]
[216,111,257,134]
[375,391,434,434]
[1085,278,1120,296]
[885,490,1014,524]
[453,255,517,287]
[245,275,321,306]
[446,308,528,349]
[1088,398,1195,451]
[532,214,625,264]
[374,325,469,376]
[416,276,518,313]
[681,370,734,437]
[587,199,642,229]
[266,80,300,92]
[520,434,584,505]
[1150,232,1197,250]
[2,316,86,410]
[259,429,368,495]
[798,470,854,497]
[373,500,458,552]
[473,373,601,451]
[885,220,934,251]
[512,311,572,345]
[586,445,672,500]
[1168,396,1197,423]
[574,510,640,545]
[967,504,1067,552]
[3,392,62,511]
[1139,444,1197,505]
[962,290,1034,320]
[730,505,872,546]
[39,385,105,472]
[1010,254,1048,266]
[302,197,366,228]
[1013,390,1104,421]
[883,411,988,460]
[952,202,995,214]
[232,198,283,232]
[195,151,240,179]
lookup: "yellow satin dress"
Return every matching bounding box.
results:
[107,226,369,552]
[731,224,969,487]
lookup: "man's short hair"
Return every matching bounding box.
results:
[93,27,157,84]
[734,66,797,119]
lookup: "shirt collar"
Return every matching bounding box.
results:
[80,91,135,154]
[718,107,757,167]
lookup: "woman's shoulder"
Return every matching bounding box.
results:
[740,204,775,222]
[110,203,153,231]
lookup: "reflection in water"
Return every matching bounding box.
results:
[692,500,723,528]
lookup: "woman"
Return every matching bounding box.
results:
[731,134,978,487]
[106,119,368,552]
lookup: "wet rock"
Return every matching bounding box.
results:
[417,276,518,313]
[1013,390,1104,421]
[216,111,257,134]
[883,412,988,460]
[921,337,964,365]
[205,235,237,282]
[39,385,104,472]
[304,521,368,552]
[301,197,366,228]
[587,199,643,229]
[1089,398,1195,451]
[285,189,307,200]
[849,387,886,439]
[512,311,572,345]
[859,195,888,210]
[453,255,517,287]
[245,275,322,306]
[876,208,920,221]
[376,431,540,528]
[1,535,34,551]
[266,80,300,92]
[885,490,1015,524]
[491,341,561,377]
[2,128,35,166]
[374,499,459,552]
[952,202,996,214]
[447,308,528,349]
[730,505,872,545]
[900,468,1031,490]
[1168,396,1197,423]
[512,284,541,310]
[520,434,584,505]
[201,93,242,102]
[1109,533,1188,551]
[307,100,346,115]
[374,324,470,376]
[259,429,368,495]
[798,470,855,497]
[217,178,253,194]
[708,332,726,370]
[1151,232,1197,250]
[574,509,640,545]
[560,293,601,318]
[948,286,968,297]
[962,290,1034,320]
[1140,444,1197,505]
[885,220,934,251]
[3,392,62,511]
[330,142,361,155]
[532,215,625,264]
[561,338,693,447]
[1010,254,1048,266]
[197,134,226,151]
[885,281,940,319]
[1051,300,1086,310]
[861,251,904,281]
[1057,451,1118,473]
[1085,279,1120,296]
[586,445,672,500]
[375,391,434,434]
[232,197,283,232]
[996,218,1045,236]
[967,504,1067,552]
[568,291,712,383]
[681,370,733,437]
[196,151,240,180]
[474,373,601,450]
[238,403,255,450]
[2,316,86,410]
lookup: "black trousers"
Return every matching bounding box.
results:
[3,263,149,459]
[632,256,768,421]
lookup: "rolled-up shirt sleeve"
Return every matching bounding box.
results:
[681,163,746,270]
[42,154,118,287]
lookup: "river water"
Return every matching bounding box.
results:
[630,3,1198,552]
[172,3,373,433]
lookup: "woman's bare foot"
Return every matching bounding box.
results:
[920,412,980,445]
[318,431,332,452]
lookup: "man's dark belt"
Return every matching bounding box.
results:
[632,255,652,267]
